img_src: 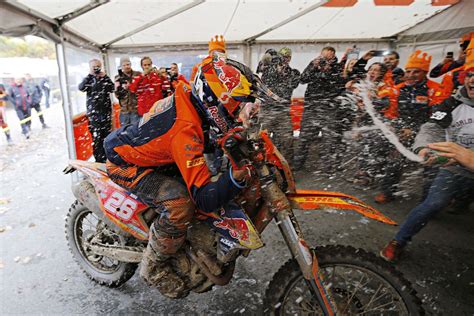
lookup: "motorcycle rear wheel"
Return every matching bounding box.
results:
[264,245,424,315]
[65,200,137,288]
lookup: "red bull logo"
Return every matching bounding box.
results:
[208,106,228,133]
[213,54,241,94]
[217,65,241,92]
[214,217,250,242]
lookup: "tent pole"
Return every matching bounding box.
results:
[101,48,118,130]
[244,42,252,69]
[55,41,77,162]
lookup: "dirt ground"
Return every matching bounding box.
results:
[1,105,473,315]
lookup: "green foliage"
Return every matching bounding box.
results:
[0,36,56,59]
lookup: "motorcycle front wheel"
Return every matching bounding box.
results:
[264,245,424,315]
[65,200,137,287]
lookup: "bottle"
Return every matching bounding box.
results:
[429,150,449,164]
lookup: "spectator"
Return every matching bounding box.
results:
[78,59,115,162]
[259,47,300,163]
[293,46,344,172]
[257,49,278,76]
[352,50,405,86]
[375,50,449,204]
[25,73,48,129]
[0,84,12,144]
[430,32,473,78]
[114,57,141,126]
[39,77,51,108]
[158,67,172,98]
[380,67,474,262]
[440,35,474,95]
[8,77,31,139]
[169,62,189,91]
[129,56,163,116]
[341,63,397,185]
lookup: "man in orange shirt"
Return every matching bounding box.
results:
[440,35,474,96]
[375,50,449,204]
[430,32,473,79]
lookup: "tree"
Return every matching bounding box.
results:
[0,36,56,59]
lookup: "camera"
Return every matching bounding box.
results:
[166,67,178,81]
[271,54,284,65]
[319,58,327,68]
[117,69,128,85]
[93,66,101,74]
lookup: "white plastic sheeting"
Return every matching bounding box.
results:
[400,0,474,37]
[13,0,451,48]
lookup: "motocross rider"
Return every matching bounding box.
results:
[104,53,268,298]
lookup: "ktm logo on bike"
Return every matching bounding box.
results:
[186,157,205,168]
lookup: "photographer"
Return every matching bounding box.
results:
[260,47,301,163]
[129,56,163,116]
[114,57,141,125]
[78,59,115,162]
[430,32,472,78]
[158,67,172,98]
[168,63,189,92]
[293,46,344,172]
[352,50,405,86]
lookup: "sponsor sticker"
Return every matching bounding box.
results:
[186,157,205,168]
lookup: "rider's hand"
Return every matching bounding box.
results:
[219,126,252,174]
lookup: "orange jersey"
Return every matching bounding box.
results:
[105,83,211,193]
[390,79,449,130]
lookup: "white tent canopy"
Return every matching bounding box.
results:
[1,0,462,50]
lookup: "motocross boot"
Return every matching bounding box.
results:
[140,222,187,298]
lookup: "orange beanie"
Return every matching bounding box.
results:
[405,50,432,72]
[208,35,226,54]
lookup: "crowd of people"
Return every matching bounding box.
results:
[79,56,189,162]
[256,33,473,262]
[0,76,50,143]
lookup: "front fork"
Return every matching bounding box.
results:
[276,211,338,315]
[256,164,338,315]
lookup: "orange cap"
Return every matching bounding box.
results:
[405,50,432,72]
[465,37,474,70]
[208,35,226,54]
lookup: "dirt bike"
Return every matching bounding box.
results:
[64,128,424,315]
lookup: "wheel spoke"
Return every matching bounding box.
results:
[280,263,410,315]
[74,209,123,273]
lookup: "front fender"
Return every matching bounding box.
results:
[287,189,397,225]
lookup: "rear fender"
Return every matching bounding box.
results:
[287,189,396,225]
[64,160,109,181]
[65,160,150,240]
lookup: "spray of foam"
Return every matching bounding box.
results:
[356,82,423,163]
